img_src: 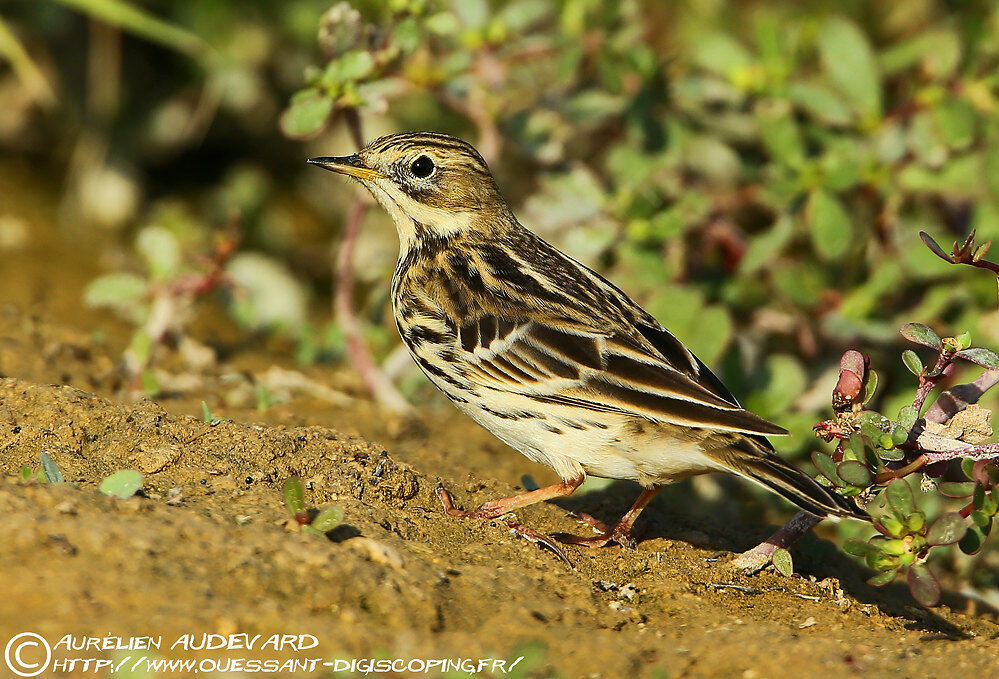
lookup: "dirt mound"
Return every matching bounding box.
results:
[2,365,998,677]
[0,203,996,676]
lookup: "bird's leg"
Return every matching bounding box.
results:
[567,510,612,534]
[436,476,584,520]
[553,486,662,549]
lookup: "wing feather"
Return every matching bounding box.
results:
[456,316,787,437]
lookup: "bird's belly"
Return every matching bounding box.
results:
[449,388,721,485]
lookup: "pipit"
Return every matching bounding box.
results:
[310,132,864,548]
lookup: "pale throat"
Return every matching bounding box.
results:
[363,177,481,254]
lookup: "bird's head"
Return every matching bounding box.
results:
[309,132,510,249]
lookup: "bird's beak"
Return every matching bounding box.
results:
[307,154,387,180]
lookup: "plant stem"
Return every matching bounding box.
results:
[334,109,412,414]
[922,442,999,464]
[924,369,999,424]
[874,456,927,484]
[731,511,820,574]
[912,351,952,413]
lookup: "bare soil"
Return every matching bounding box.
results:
[1,166,998,678]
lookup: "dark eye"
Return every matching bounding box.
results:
[410,155,435,178]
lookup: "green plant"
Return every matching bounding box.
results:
[808,231,999,606]
[282,477,344,537]
[282,1,999,605]
[83,218,241,389]
[99,469,143,498]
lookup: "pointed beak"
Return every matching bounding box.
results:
[307,155,387,181]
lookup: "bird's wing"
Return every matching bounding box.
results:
[453,314,787,437]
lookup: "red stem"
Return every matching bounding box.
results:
[333,110,412,413]
[912,351,952,413]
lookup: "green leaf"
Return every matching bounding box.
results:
[898,153,985,198]
[391,16,420,53]
[201,401,213,423]
[863,369,878,404]
[959,523,989,555]
[879,516,906,538]
[279,89,333,139]
[136,226,181,281]
[99,470,143,499]
[40,453,64,483]
[449,0,489,30]
[907,563,941,607]
[901,350,923,376]
[971,509,991,528]
[139,369,160,397]
[83,273,149,321]
[283,477,305,515]
[885,479,915,513]
[756,100,804,167]
[312,505,345,532]
[866,569,897,586]
[739,217,793,275]
[982,489,998,516]
[772,548,794,577]
[900,323,942,349]
[691,31,753,79]
[961,457,976,480]
[925,512,967,546]
[955,348,999,370]
[807,189,852,262]
[896,405,918,433]
[812,452,843,486]
[837,461,872,487]
[937,481,976,498]
[51,0,208,60]
[842,538,879,557]
[322,50,375,86]
[880,29,961,79]
[817,17,882,119]
[787,81,853,126]
[877,447,905,462]
[973,483,986,510]
[747,354,806,417]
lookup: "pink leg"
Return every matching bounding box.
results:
[554,486,662,549]
[436,476,585,520]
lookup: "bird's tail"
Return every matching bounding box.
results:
[716,435,870,521]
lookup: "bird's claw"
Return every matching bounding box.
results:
[434,483,506,520]
[551,529,636,550]
[566,510,612,535]
[505,522,574,567]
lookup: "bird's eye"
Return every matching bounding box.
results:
[410,155,435,179]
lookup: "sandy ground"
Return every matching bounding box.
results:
[1,166,998,678]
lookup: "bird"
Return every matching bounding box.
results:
[309,131,866,548]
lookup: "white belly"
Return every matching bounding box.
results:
[450,387,723,486]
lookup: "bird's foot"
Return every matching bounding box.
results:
[435,484,506,520]
[504,522,574,567]
[551,526,637,550]
[566,510,612,534]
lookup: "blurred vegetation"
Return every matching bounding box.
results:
[4,0,999,603]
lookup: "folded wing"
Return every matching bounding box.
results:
[454,315,787,437]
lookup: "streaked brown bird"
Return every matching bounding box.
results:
[310,132,864,548]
